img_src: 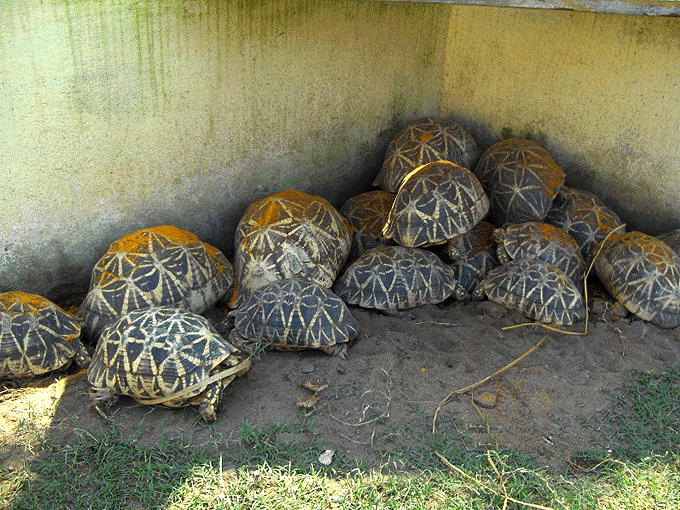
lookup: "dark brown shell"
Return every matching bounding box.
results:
[544,186,625,262]
[382,161,490,248]
[0,292,90,378]
[373,117,478,193]
[340,190,396,262]
[474,138,565,225]
[232,190,353,308]
[482,258,586,326]
[594,232,680,328]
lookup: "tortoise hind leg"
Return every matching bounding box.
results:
[198,375,235,422]
[319,344,348,359]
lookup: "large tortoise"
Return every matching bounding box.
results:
[227,278,358,359]
[340,190,396,263]
[333,246,467,310]
[231,189,353,308]
[79,225,233,342]
[544,186,625,263]
[381,160,490,248]
[373,117,478,193]
[473,138,565,225]
[494,221,586,288]
[594,231,680,328]
[87,306,250,422]
[0,291,91,379]
[477,258,586,326]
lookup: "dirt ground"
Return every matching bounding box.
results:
[2,291,679,477]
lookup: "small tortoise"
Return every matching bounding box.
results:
[340,190,396,263]
[333,246,467,310]
[227,278,358,359]
[657,228,680,256]
[450,250,498,297]
[0,292,90,379]
[473,138,565,225]
[79,225,233,342]
[373,117,479,193]
[594,231,680,328]
[231,189,353,308]
[381,160,490,248]
[478,258,586,326]
[544,186,625,262]
[494,222,586,288]
[445,221,496,261]
[87,306,250,422]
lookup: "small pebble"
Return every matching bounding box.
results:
[301,363,315,374]
[337,364,346,374]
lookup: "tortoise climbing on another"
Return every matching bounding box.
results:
[231,189,353,308]
[227,278,358,359]
[594,231,680,328]
[79,225,233,342]
[373,117,478,193]
[381,160,490,248]
[87,306,250,422]
[544,186,625,263]
[0,292,91,379]
[340,190,396,263]
[473,138,565,225]
[494,221,586,288]
[478,258,586,326]
[333,246,467,310]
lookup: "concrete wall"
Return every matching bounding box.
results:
[1,0,679,302]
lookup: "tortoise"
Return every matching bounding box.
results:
[0,291,91,379]
[494,221,586,288]
[87,306,250,422]
[450,250,498,297]
[593,231,680,328]
[339,190,396,263]
[477,258,586,326]
[544,186,625,262]
[473,138,565,225]
[79,225,233,342]
[227,278,358,359]
[657,228,680,256]
[445,220,495,261]
[231,189,353,308]
[373,117,479,193]
[332,246,467,310]
[381,160,490,248]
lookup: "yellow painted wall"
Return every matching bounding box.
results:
[1,0,678,300]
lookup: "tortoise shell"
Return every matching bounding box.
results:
[0,292,90,379]
[340,190,396,262]
[227,278,358,359]
[381,161,490,248]
[494,222,586,288]
[473,138,565,225]
[594,232,680,328]
[657,228,680,256]
[445,221,496,261]
[79,225,233,342]
[450,250,498,296]
[544,186,625,262]
[373,117,479,193]
[232,190,353,308]
[87,306,249,422]
[480,258,586,326]
[333,246,467,310]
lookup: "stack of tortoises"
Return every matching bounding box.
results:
[340,190,396,263]
[544,186,625,262]
[473,138,565,225]
[231,189,353,308]
[373,117,478,193]
[227,278,358,359]
[594,231,680,328]
[477,258,586,326]
[333,246,467,310]
[381,160,490,248]
[0,291,91,379]
[494,221,586,288]
[87,306,250,422]
[79,225,233,341]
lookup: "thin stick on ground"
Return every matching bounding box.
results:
[432,334,549,433]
